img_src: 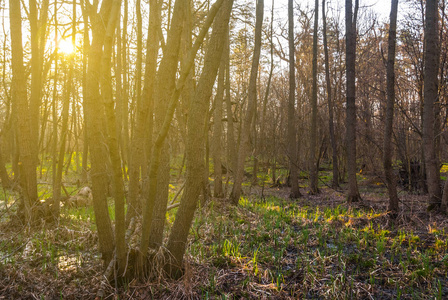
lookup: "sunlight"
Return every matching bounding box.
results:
[58,39,74,55]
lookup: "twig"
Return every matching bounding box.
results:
[169,182,185,205]
[167,203,181,211]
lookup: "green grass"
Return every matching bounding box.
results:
[0,157,447,298]
[180,196,448,299]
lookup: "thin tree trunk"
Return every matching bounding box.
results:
[51,0,59,214]
[309,0,319,194]
[53,0,77,219]
[29,0,43,162]
[81,0,90,184]
[225,34,237,174]
[9,0,38,222]
[230,0,264,204]
[212,47,226,198]
[121,0,130,180]
[423,0,441,210]
[83,0,116,266]
[260,0,274,173]
[322,0,339,188]
[287,0,301,198]
[101,0,126,274]
[383,0,400,218]
[127,0,146,222]
[345,0,361,202]
[147,0,186,249]
[139,0,161,215]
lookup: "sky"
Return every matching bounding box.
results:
[272,0,397,20]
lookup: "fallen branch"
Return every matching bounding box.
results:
[167,202,181,211]
[169,182,185,205]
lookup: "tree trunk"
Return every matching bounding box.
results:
[138,0,225,258]
[101,0,126,274]
[260,0,274,175]
[287,0,301,198]
[309,0,319,194]
[383,0,400,218]
[230,0,264,204]
[345,0,361,202]
[212,47,226,198]
[53,58,72,219]
[9,0,39,222]
[225,35,237,174]
[147,0,186,249]
[322,0,339,189]
[423,0,441,210]
[83,0,116,266]
[81,0,90,184]
[166,0,234,277]
[140,0,161,213]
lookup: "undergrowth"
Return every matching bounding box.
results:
[0,185,447,299]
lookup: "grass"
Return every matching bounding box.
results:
[0,163,447,298]
[174,193,448,299]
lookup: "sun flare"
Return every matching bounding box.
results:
[58,39,74,55]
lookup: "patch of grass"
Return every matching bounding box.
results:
[184,195,448,299]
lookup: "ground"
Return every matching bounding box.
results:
[0,179,447,299]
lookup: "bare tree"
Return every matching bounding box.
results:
[9,0,39,222]
[166,0,234,276]
[230,0,264,204]
[345,0,361,202]
[322,0,339,188]
[423,0,442,210]
[288,0,301,198]
[383,0,400,218]
[309,0,319,194]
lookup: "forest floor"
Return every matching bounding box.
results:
[0,173,447,299]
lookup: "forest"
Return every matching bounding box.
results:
[0,0,447,298]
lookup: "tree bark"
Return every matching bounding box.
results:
[309,0,319,194]
[147,0,186,249]
[9,0,39,222]
[225,35,237,174]
[287,0,301,198]
[29,0,49,166]
[345,0,361,202]
[423,0,441,210]
[101,0,126,274]
[212,47,227,198]
[322,0,339,189]
[83,0,116,265]
[383,0,400,218]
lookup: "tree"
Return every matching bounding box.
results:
[83,0,116,265]
[9,0,39,222]
[288,0,301,198]
[423,0,442,210]
[345,0,361,202]
[383,0,400,218]
[166,0,234,276]
[138,0,226,261]
[230,0,264,204]
[146,0,186,249]
[309,0,320,194]
[52,0,76,219]
[212,47,226,198]
[322,0,339,189]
